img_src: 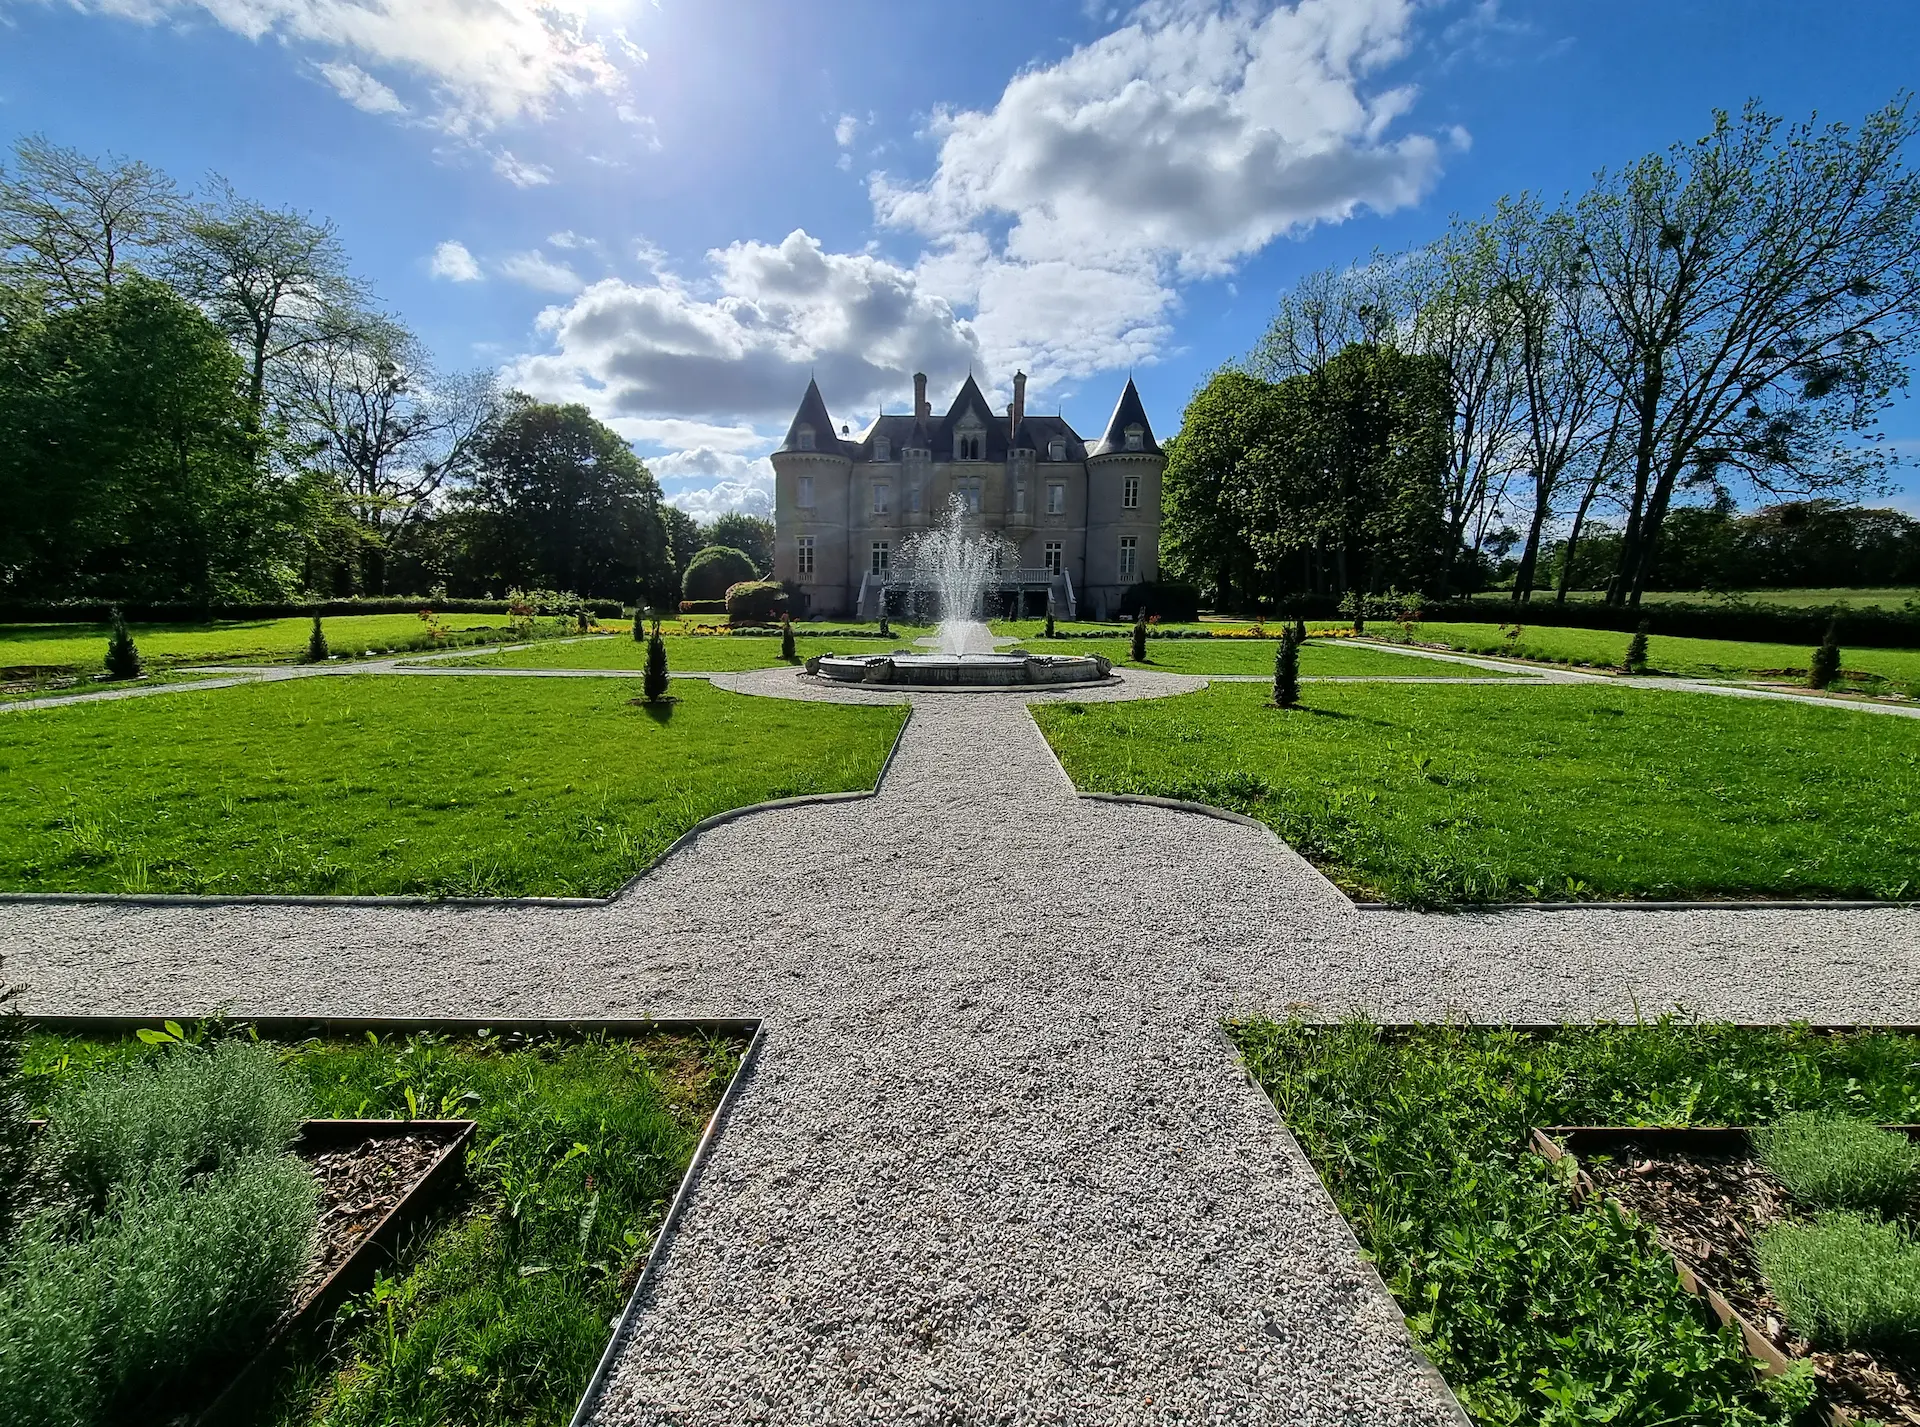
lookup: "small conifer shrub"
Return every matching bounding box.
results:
[780,617,797,662]
[1293,616,1308,645]
[1624,620,1649,674]
[644,623,670,702]
[104,608,142,680]
[633,606,647,641]
[1130,612,1148,663]
[1810,617,1842,690]
[1044,595,1056,640]
[305,615,329,664]
[878,603,891,638]
[1273,628,1301,709]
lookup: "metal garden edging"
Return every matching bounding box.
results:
[0,705,914,912]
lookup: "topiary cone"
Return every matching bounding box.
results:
[1130,612,1148,663]
[1809,617,1841,690]
[306,614,329,664]
[105,607,143,680]
[644,627,670,702]
[781,617,797,662]
[1274,628,1300,709]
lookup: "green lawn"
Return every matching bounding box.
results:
[440,633,910,671]
[1233,1019,1920,1426]
[0,614,530,675]
[20,1026,735,1427]
[1482,587,1920,610]
[1032,682,1920,904]
[1392,621,1920,685]
[1011,636,1525,677]
[0,675,905,896]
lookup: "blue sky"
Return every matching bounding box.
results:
[2,0,1917,518]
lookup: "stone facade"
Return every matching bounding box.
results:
[770,370,1164,620]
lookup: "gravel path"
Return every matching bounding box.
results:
[6,667,1920,1423]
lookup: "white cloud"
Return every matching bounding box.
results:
[428,239,483,282]
[652,449,775,519]
[499,250,584,293]
[874,0,1445,382]
[317,60,405,115]
[492,150,554,188]
[505,228,982,428]
[62,0,634,134]
[833,113,859,148]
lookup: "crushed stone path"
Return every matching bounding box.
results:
[7,667,1920,1424]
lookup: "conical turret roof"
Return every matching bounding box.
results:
[1088,376,1161,456]
[775,376,845,455]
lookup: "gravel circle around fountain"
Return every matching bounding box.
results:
[6,686,1920,1422]
[709,662,1209,704]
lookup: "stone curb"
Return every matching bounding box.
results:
[0,707,915,912]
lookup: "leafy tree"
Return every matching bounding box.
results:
[104,607,141,679]
[682,546,756,602]
[1160,369,1284,607]
[456,395,670,602]
[659,504,703,600]
[701,513,773,574]
[644,625,669,702]
[0,274,300,602]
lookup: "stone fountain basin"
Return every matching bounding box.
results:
[806,651,1112,687]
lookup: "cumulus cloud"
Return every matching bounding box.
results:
[652,449,775,518]
[499,250,584,293]
[317,60,406,115]
[428,239,483,282]
[505,228,982,428]
[58,0,637,136]
[874,0,1445,381]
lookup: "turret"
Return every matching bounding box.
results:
[771,376,854,614]
[1083,377,1165,620]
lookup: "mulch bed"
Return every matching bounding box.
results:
[1587,1139,1919,1424]
[289,1131,448,1312]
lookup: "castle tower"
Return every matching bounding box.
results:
[770,376,854,616]
[1082,377,1164,620]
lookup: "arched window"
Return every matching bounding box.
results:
[1124,425,1143,452]
[796,424,815,451]
[955,432,983,461]
[1048,438,1066,461]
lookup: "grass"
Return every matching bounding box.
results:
[0,674,906,897]
[1032,682,1920,904]
[1753,1112,1920,1216]
[1483,587,1920,610]
[1756,1212,1920,1357]
[20,1026,735,1427]
[1232,1018,1920,1426]
[0,614,533,676]
[1389,621,1920,685]
[439,632,909,671]
[1009,636,1526,677]
[1,1038,319,1426]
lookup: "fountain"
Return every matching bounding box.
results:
[807,498,1112,688]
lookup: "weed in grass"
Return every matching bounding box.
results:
[1754,1110,1920,1215]
[43,1037,308,1209]
[1757,1212,1920,1357]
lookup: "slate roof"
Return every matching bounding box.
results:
[1087,377,1161,457]
[782,375,1107,462]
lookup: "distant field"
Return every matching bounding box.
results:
[1391,622,1920,684]
[0,613,525,674]
[1472,587,1920,609]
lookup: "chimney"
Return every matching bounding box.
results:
[1011,370,1027,436]
[913,371,929,420]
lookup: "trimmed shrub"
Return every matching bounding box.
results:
[644,629,669,702]
[43,1039,308,1211]
[780,618,796,662]
[723,580,788,624]
[104,608,142,680]
[1755,1111,1920,1215]
[3,596,624,623]
[1623,620,1649,673]
[305,615,329,664]
[1273,629,1301,709]
[1130,612,1148,663]
[1757,1211,1920,1355]
[682,547,758,602]
[677,600,728,615]
[1810,617,1842,689]
[1118,581,1200,623]
[633,609,648,642]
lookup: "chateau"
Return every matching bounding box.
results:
[770,370,1164,620]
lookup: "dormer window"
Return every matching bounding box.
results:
[1124,425,1143,452]
[1048,438,1066,461]
[796,424,815,451]
[874,436,891,461]
[955,428,983,461]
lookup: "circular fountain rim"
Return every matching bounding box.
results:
[804,648,1117,690]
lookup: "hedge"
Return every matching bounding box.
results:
[0,596,624,623]
[677,600,728,615]
[682,547,758,603]
[1119,582,1201,623]
[724,581,789,623]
